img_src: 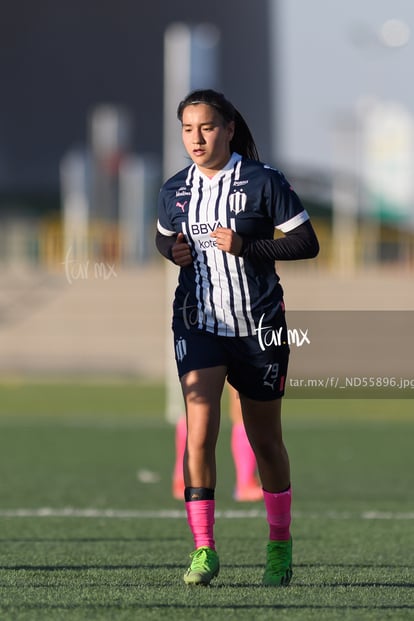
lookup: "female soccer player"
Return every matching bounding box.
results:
[155,89,319,587]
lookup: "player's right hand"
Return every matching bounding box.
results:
[171,232,193,267]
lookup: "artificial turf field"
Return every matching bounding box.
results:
[0,381,413,621]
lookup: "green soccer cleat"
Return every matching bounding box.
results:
[262,538,293,586]
[183,546,220,586]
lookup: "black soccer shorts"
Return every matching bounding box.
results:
[172,314,290,401]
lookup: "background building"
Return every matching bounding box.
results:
[1,0,271,195]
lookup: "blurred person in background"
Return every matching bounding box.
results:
[156,89,319,587]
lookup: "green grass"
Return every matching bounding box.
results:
[0,380,413,620]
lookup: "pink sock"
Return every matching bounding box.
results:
[263,487,292,541]
[185,500,215,550]
[231,422,257,488]
[173,416,187,483]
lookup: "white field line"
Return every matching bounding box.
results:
[0,508,413,520]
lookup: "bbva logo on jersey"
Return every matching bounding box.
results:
[229,190,247,215]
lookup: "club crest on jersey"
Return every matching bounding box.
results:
[229,190,247,215]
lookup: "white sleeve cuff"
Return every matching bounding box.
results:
[157,220,175,236]
[276,210,309,233]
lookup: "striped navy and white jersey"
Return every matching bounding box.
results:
[157,153,309,337]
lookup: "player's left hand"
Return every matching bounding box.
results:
[210,227,243,256]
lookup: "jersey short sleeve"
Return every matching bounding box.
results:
[263,166,309,233]
[156,167,191,237]
[157,188,175,237]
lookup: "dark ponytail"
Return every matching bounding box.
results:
[231,109,260,161]
[177,89,260,161]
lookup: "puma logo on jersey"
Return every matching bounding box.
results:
[176,200,188,212]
